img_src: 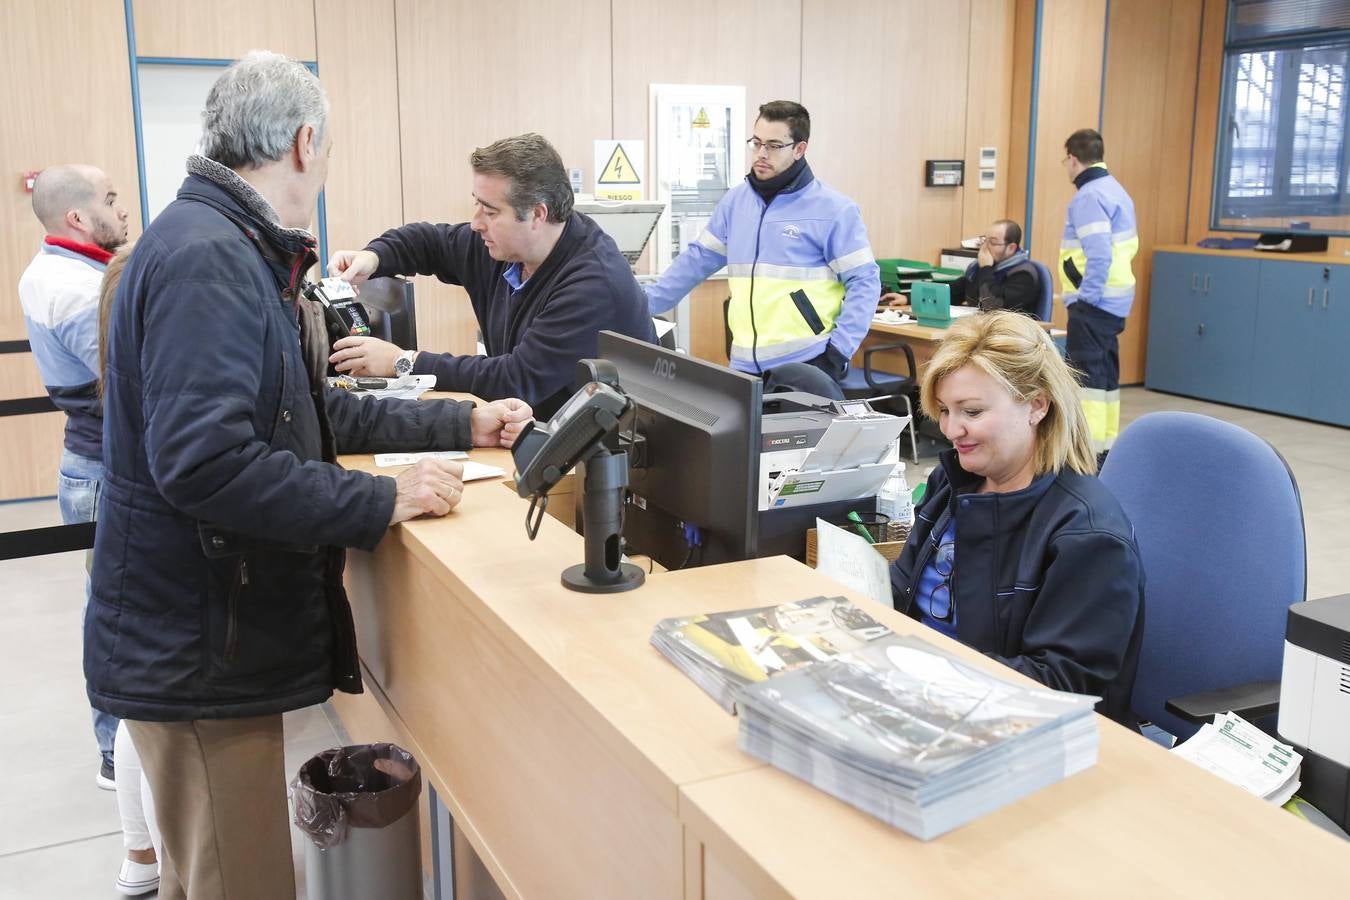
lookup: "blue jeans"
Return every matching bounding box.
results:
[58,449,118,763]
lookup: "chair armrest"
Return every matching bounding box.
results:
[1164,680,1281,724]
[862,341,918,392]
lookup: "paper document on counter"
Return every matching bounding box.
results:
[814,519,892,608]
[1171,711,1302,804]
[374,450,467,468]
[460,461,507,482]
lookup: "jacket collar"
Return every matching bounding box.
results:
[43,236,112,267]
[524,212,586,290]
[182,155,317,259]
[993,248,1030,274]
[937,448,1056,505]
[1074,163,1111,190]
[747,157,813,204]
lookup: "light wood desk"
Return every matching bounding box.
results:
[857,314,1069,380]
[334,397,1350,899]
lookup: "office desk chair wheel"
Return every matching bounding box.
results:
[839,342,920,464]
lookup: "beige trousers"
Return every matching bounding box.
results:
[126,714,294,900]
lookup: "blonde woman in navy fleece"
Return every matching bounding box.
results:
[889,311,1145,724]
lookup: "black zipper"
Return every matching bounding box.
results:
[224,558,247,664]
[747,200,770,374]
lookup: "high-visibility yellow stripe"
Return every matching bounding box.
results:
[726,276,844,351]
[1081,388,1121,453]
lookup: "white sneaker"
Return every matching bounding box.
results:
[115,859,160,896]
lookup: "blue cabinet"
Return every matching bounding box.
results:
[1147,251,1350,428]
[1145,252,1259,406]
[1250,262,1330,419]
[1309,267,1350,427]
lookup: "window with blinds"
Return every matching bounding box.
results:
[1213,0,1350,233]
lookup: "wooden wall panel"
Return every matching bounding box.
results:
[314,0,404,258]
[1185,0,1227,246]
[1102,0,1204,383]
[0,0,140,501]
[393,0,613,356]
[802,0,973,266]
[1005,0,1037,228]
[962,0,1016,238]
[131,0,317,60]
[611,0,800,173]
[1023,0,1108,326]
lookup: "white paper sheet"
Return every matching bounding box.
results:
[814,518,893,609]
[373,450,468,468]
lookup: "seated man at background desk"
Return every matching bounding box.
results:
[327,133,656,420]
[882,219,1040,317]
[643,101,878,392]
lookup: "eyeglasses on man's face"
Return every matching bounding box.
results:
[746,138,798,154]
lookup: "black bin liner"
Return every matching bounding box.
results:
[290,742,422,850]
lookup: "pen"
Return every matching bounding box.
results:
[846,511,876,544]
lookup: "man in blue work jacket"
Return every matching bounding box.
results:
[1059,128,1138,459]
[645,101,880,396]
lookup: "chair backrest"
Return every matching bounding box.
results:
[1099,412,1306,740]
[359,277,418,350]
[1029,259,1054,322]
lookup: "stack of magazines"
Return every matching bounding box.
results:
[736,634,1100,840]
[649,596,892,714]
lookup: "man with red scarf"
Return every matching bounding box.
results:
[18,163,130,778]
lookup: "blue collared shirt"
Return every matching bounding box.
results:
[502,262,527,294]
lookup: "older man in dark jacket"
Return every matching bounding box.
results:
[88,52,529,900]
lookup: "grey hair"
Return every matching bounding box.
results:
[200,50,329,170]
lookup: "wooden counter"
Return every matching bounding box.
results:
[334,395,1350,899]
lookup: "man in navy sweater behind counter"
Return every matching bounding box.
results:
[328,133,656,420]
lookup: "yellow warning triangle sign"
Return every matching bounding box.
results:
[598,143,640,184]
[691,107,711,128]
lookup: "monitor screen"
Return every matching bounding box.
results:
[598,331,761,569]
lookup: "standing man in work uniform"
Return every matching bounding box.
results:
[1059,128,1137,462]
[644,101,879,398]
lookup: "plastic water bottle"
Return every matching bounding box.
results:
[877,463,914,529]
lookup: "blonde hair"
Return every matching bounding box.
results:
[97,244,134,397]
[920,310,1095,476]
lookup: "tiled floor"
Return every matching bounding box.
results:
[0,494,351,900]
[0,387,1346,898]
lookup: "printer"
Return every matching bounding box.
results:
[751,392,909,558]
[1278,593,1350,829]
[757,393,905,511]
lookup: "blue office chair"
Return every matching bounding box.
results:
[1029,259,1054,322]
[1099,412,1305,742]
[359,276,418,350]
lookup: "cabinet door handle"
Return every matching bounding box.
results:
[1191,274,1199,292]
[1203,274,1210,293]
[1197,322,1205,336]
[1308,287,1315,308]
[1325,288,1331,310]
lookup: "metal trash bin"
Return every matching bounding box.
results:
[290,742,423,900]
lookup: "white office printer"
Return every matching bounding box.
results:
[1278,593,1350,828]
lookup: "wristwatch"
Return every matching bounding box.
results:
[393,350,418,377]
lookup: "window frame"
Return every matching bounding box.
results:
[1211,18,1350,234]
